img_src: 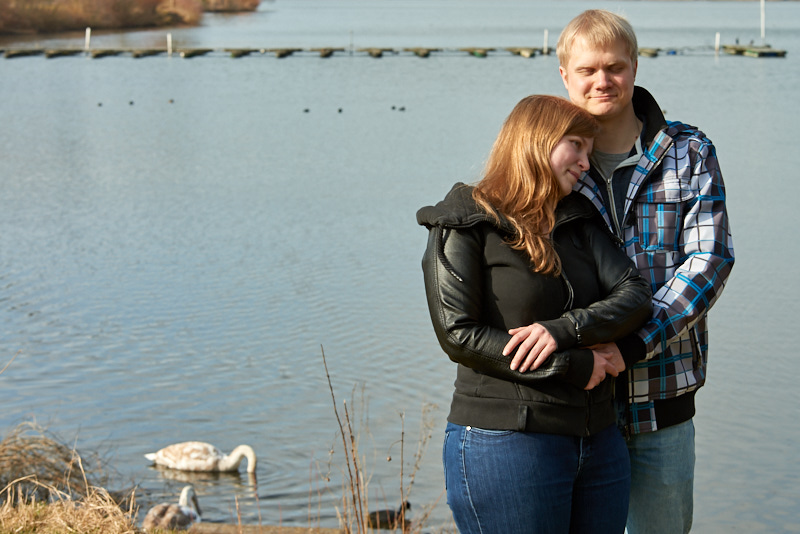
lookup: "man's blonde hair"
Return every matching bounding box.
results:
[557,9,638,68]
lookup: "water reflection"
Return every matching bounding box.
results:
[149,464,257,488]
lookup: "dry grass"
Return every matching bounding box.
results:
[0,481,139,534]
[0,422,117,503]
[0,422,140,534]
[0,0,203,35]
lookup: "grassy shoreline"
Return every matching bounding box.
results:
[0,348,446,533]
[0,418,431,534]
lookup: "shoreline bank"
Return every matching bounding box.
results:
[191,525,342,534]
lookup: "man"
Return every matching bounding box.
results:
[556,10,734,534]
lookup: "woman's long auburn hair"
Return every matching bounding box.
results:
[473,95,598,275]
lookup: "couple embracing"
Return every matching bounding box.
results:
[418,9,734,534]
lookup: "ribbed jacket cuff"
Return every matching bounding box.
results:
[616,333,646,369]
[539,317,577,350]
[562,348,594,389]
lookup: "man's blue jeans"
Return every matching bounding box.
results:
[626,419,695,534]
[443,422,630,534]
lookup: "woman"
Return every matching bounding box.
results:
[416,95,652,534]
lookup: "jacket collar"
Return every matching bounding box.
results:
[634,86,667,144]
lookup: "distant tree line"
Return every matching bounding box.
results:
[203,0,261,12]
[0,0,261,35]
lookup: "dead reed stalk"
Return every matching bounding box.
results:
[0,351,19,377]
[320,345,442,533]
[321,345,366,532]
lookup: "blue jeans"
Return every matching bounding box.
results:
[443,422,630,534]
[626,419,695,534]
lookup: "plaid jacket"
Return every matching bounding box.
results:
[574,87,735,434]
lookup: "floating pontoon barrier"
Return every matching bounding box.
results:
[45,49,82,58]
[90,49,123,58]
[722,44,786,57]
[404,47,440,57]
[310,47,345,58]
[506,47,536,58]
[179,48,213,58]
[357,47,395,58]
[1,44,787,60]
[225,48,261,58]
[459,47,494,58]
[4,49,44,58]
[131,49,165,58]
[267,48,302,58]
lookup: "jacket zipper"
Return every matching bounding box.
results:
[607,135,674,240]
[689,325,701,367]
[584,390,591,436]
[559,269,574,312]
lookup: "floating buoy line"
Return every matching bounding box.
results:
[1,27,786,61]
[1,45,555,59]
[3,27,786,60]
[1,25,787,60]
[2,44,786,60]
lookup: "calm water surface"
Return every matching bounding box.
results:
[1,1,799,532]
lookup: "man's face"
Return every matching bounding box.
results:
[559,36,637,120]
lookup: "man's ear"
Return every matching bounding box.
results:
[559,65,569,90]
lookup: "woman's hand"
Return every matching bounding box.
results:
[584,342,626,390]
[504,324,558,373]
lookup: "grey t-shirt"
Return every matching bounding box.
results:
[590,137,643,232]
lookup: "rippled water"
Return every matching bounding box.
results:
[2,1,799,531]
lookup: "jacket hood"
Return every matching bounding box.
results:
[416,182,502,230]
[417,182,599,233]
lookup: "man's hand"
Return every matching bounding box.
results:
[584,342,626,390]
[589,342,625,373]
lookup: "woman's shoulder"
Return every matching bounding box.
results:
[416,182,498,230]
[555,192,597,223]
[555,193,618,241]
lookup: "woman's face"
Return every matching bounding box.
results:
[550,135,593,198]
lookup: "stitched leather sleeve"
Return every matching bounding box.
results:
[421,225,593,389]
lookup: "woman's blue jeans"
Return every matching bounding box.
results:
[443,422,630,534]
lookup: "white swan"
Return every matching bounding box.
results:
[142,485,201,531]
[145,441,257,473]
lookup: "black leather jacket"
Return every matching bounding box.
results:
[417,183,652,436]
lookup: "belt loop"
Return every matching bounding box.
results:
[517,405,528,431]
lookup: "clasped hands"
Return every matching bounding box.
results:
[502,324,625,390]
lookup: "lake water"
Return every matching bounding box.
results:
[1,1,799,532]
